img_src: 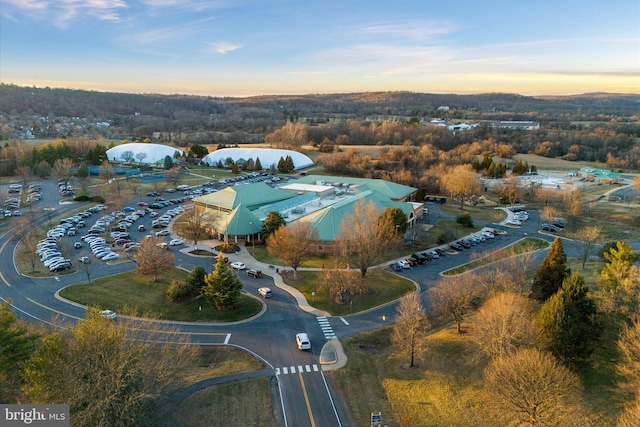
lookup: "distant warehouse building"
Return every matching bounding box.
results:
[494,121,540,130]
[193,175,419,251]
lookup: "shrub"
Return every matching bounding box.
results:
[216,243,239,253]
[166,279,195,302]
[456,212,473,227]
[438,229,456,244]
[74,195,92,202]
[187,266,207,295]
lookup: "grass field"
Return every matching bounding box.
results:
[176,346,264,386]
[165,346,274,427]
[281,269,416,316]
[331,304,628,427]
[172,377,275,427]
[59,269,262,322]
[512,153,607,172]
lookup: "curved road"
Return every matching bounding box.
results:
[0,184,590,427]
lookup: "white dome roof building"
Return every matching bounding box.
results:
[106,143,184,164]
[201,148,313,170]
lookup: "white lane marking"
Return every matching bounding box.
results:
[305,365,311,372]
[317,316,337,340]
[298,365,303,373]
[313,365,319,372]
[223,333,231,344]
[276,368,281,375]
[340,317,349,325]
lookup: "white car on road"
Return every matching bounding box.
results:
[169,239,184,246]
[230,262,246,270]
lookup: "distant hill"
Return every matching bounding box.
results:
[2,84,638,120]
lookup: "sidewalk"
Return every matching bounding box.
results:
[179,239,330,317]
[178,240,347,368]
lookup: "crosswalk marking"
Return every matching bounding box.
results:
[317,316,337,339]
[275,364,320,376]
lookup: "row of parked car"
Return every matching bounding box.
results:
[449,229,499,251]
[36,237,72,272]
[390,247,448,270]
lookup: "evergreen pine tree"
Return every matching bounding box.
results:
[262,211,286,240]
[255,157,262,171]
[203,255,243,310]
[532,237,571,301]
[536,273,597,367]
[485,163,495,177]
[481,154,493,170]
[284,155,295,173]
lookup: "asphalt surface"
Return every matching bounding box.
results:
[2,179,628,427]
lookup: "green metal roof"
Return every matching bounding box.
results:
[299,190,413,241]
[221,204,262,235]
[195,182,294,211]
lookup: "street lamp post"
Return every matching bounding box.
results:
[249,221,255,249]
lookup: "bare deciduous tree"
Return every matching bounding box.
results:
[264,122,308,150]
[317,254,363,304]
[16,217,40,272]
[77,259,98,283]
[266,221,318,279]
[617,318,640,384]
[484,348,592,427]
[173,205,220,249]
[132,237,175,282]
[540,205,560,226]
[338,199,398,281]
[51,158,75,184]
[390,293,430,368]
[429,275,477,333]
[440,164,481,210]
[563,187,584,225]
[22,307,199,427]
[569,225,602,269]
[471,292,538,359]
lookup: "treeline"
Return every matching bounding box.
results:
[2,84,639,143]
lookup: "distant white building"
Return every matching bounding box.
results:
[494,121,540,130]
[201,148,314,170]
[447,123,478,131]
[106,143,184,164]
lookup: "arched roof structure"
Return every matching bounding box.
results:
[201,148,313,170]
[106,143,184,164]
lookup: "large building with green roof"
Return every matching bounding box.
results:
[194,175,420,250]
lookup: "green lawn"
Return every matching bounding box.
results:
[59,269,262,322]
[281,269,416,316]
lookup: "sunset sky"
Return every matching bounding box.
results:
[1,0,638,97]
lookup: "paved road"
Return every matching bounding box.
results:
[1,182,612,427]
[1,181,349,427]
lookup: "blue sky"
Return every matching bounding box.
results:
[1,0,638,96]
